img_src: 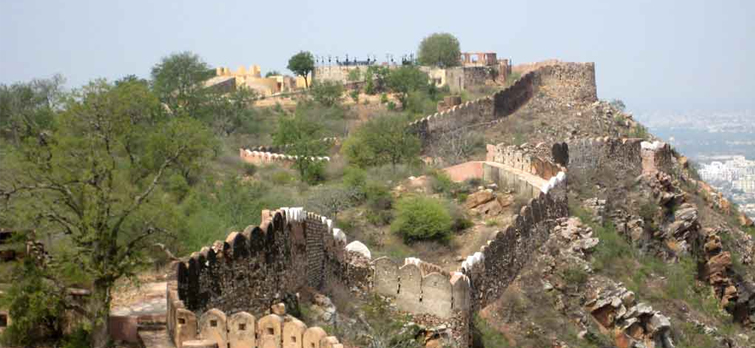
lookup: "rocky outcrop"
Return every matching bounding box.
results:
[587,289,675,348]
[464,189,512,217]
[538,218,677,348]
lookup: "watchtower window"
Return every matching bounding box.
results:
[210,320,218,327]
[178,318,186,325]
[291,336,297,342]
[267,327,274,335]
[239,323,246,331]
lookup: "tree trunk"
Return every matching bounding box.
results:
[90,281,112,348]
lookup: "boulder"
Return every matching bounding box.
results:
[739,213,754,227]
[704,252,731,283]
[477,199,505,216]
[465,190,495,209]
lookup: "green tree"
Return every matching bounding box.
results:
[0,79,216,348]
[0,260,68,346]
[273,109,329,183]
[265,70,281,77]
[417,33,461,68]
[347,69,362,82]
[205,86,258,136]
[310,80,344,107]
[0,75,65,145]
[364,66,390,95]
[287,51,315,88]
[391,196,453,244]
[150,51,214,117]
[386,66,430,108]
[341,114,420,170]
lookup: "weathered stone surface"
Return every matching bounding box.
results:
[199,309,227,348]
[228,312,255,348]
[464,190,495,209]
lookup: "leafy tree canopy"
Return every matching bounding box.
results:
[341,113,420,169]
[150,51,214,116]
[386,66,431,108]
[0,78,216,348]
[310,80,344,107]
[287,51,315,88]
[273,106,330,183]
[417,33,461,68]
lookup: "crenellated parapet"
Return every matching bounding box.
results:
[486,144,565,181]
[167,287,346,348]
[458,188,568,309]
[372,257,471,319]
[239,149,331,166]
[175,207,372,319]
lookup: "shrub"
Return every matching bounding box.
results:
[0,260,66,346]
[243,162,257,176]
[391,196,453,243]
[302,161,326,184]
[387,101,396,111]
[271,170,296,185]
[472,314,510,348]
[343,166,367,193]
[309,81,344,107]
[380,93,389,104]
[341,114,420,170]
[428,169,458,197]
[365,182,393,211]
[446,199,473,231]
[628,124,649,139]
[347,69,362,82]
[562,266,589,285]
[366,210,393,226]
[349,90,359,103]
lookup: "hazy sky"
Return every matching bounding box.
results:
[1,0,752,112]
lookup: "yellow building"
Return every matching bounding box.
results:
[213,65,300,96]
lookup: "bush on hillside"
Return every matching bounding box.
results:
[0,260,67,346]
[310,80,344,107]
[391,196,453,243]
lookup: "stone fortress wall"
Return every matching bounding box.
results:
[239,138,339,167]
[367,144,568,347]
[560,137,673,177]
[372,258,471,319]
[171,61,689,348]
[170,208,373,348]
[239,148,331,167]
[408,62,597,147]
[314,65,372,83]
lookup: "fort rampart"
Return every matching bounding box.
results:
[170,208,372,347]
[239,149,331,167]
[409,62,597,147]
[560,137,673,178]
